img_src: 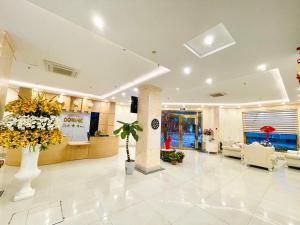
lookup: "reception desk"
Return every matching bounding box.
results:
[5,136,119,166]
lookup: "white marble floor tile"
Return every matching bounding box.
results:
[109,201,171,225]
[1,148,300,225]
[173,206,228,225]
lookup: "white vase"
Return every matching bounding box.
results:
[14,145,41,201]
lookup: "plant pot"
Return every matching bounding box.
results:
[170,160,177,165]
[14,145,41,201]
[178,158,183,163]
[125,160,135,175]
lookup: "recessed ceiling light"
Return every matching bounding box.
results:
[257,64,267,71]
[121,92,126,97]
[258,104,262,107]
[133,87,139,92]
[111,96,115,100]
[176,87,180,91]
[203,35,214,46]
[184,23,236,58]
[206,78,213,84]
[281,102,286,105]
[93,16,104,29]
[183,67,191,75]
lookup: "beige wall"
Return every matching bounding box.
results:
[114,104,137,146]
[0,31,15,119]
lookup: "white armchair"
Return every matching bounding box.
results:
[285,150,300,168]
[243,142,276,171]
[222,140,244,159]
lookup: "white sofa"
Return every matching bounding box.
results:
[243,142,276,171]
[285,151,300,168]
[222,140,244,158]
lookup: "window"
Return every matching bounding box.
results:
[243,109,298,150]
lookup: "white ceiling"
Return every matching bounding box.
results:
[0,0,167,97]
[1,0,300,105]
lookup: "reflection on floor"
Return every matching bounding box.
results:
[0,148,300,225]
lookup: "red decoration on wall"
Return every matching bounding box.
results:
[297,74,300,84]
[260,126,275,141]
[297,47,300,84]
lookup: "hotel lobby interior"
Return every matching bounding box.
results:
[1,0,300,225]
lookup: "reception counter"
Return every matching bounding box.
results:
[5,136,119,166]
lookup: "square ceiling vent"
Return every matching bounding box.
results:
[184,23,236,58]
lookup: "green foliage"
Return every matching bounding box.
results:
[113,121,143,141]
[176,151,185,159]
[169,152,179,161]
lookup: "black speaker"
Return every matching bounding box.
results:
[130,96,138,113]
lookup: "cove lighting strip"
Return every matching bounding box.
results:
[8,66,170,100]
[99,66,170,99]
[9,80,102,99]
[162,99,288,107]
[163,68,289,107]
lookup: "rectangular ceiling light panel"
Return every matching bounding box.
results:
[184,23,236,58]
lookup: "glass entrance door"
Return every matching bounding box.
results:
[161,111,200,150]
[181,116,197,149]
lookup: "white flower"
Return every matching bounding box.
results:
[0,114,61,131]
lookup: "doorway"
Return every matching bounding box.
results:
[161,111,202,150]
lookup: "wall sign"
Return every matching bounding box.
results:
[60,111,91,141]
[151,118,160,130]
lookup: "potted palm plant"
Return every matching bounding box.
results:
[113,120,143,175]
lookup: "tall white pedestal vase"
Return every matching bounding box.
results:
[14,145,41,201]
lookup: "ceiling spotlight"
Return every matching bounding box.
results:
[183,67,192,75]
[176,87,180,91]
[203,35,214,46]
[206,78,213,85]
[121,92,126,97]
[111,96,115,100]
[133,87,139,92]
[258,104,262,107]
[257,64,267,71]
[93,16,104,29]
[281,102,286,105]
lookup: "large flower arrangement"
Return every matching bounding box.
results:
[0,94,63,151]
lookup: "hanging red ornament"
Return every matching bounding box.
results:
[296,47,300,85]
[296,73,300,84]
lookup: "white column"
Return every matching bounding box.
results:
[135,85,162,173]
[0,30,15,119]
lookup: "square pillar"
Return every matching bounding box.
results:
[136,85,162,173]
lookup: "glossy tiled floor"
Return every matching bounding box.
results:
[1,148,300,225]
